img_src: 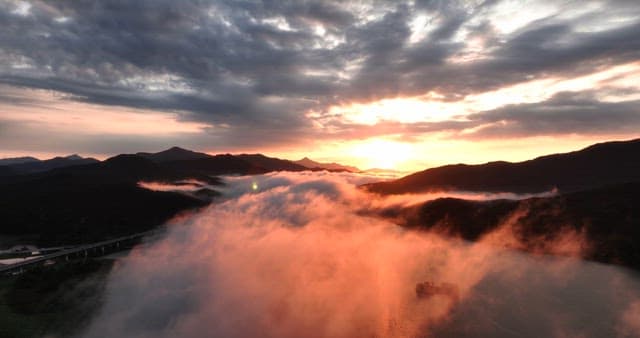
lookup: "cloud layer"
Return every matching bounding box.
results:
[80,172,640,338]
[1,0,640,156]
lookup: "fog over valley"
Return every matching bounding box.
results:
[78,172,640,338]
[1,0,639,336]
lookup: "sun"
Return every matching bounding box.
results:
[351,139,413,170]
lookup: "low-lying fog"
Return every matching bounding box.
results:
[82,172,640,338]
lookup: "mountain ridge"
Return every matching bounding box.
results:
[136,146,212,163]
[364,138,640,194]
[380,181,640,270]
[0,155,99,176]
[294,157,360,172]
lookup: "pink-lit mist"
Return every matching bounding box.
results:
[81,172,640,338]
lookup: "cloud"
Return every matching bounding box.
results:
[1,1,640,152]
[464,91,640,138]
[325,90,640,142]
[79,172,640,338]
[618,300,640,337]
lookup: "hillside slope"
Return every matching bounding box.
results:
[364,139,640,194]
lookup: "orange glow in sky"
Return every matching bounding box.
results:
[270,134,636,174]
[2,62,640,171]
[347,139,414,170]
[326,61,640,128]
[329,93,465,125]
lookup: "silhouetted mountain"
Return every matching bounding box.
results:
[0,155,210,246]
[162,154,268,176]
[0,156,39,166]
[383,182,640,270]
[295,157,360,172]
[135,147,309,174]
[74,154,221,184]
[364,139,640,194]
[0,147,345,246]
[239,154,308,172]
[0,180,205,246]
[0,155,99,176]
[136,146,212,163]
[64,154,84,161]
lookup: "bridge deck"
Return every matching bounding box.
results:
[0,230,160,274]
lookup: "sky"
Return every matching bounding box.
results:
[1,0,639,171]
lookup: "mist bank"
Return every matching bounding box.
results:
[79,172,640,338]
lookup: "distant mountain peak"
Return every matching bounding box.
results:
[167,146,189,152]
[64,154,84,160]
[294,157,360,172]
[364,138,640,195]
[137,146,212,163]
[0,153,98,176]
[0,156,40,166]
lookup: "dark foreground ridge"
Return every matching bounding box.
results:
[0,260,114,337]
[0,155,99,177]
[363,138,640,194]
[379,182,640,270]
[2,140,639,272]
[294,157,360,172]
[0,147,316,247]
[363,138,640,271]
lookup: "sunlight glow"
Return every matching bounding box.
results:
[324,61,640,131]
[348,139,414,170]
[331,95,467,125]
[467,61,640,110]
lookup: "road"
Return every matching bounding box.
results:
[0,229,161,275]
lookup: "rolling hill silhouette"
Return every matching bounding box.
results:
[2,141,639,271]
[364,138,640,194]
[294,157,360,172]
[0,148,314,246]
[0,155,99,177]
[382,182,640,270]
[363,138,640,269]
[0,154,211,245]
[136,146,211,163]
[0,156,39,166]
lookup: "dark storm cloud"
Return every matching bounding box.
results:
[399,21,640,100]
[1,0,640,150]
[490,20,640,76]
[464,91,640,138]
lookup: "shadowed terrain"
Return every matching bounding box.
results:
[0,155,99,177]
[364,139,640,194]
[0,147,312,246]
[380,182,640,270]
[0,260,114,338]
